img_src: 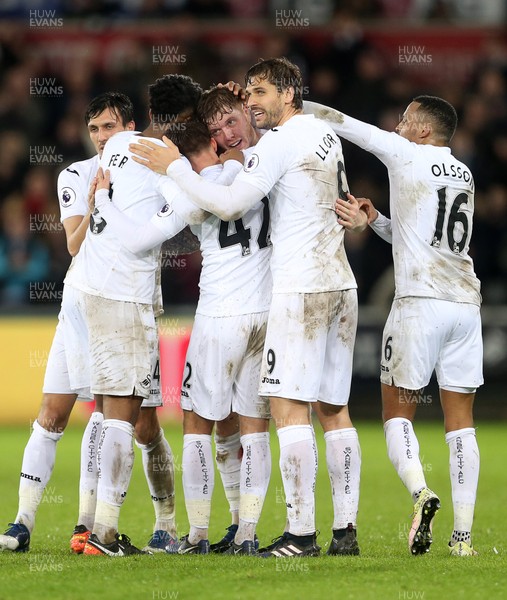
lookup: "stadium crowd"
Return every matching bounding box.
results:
[0,9,506,307]
[0,0,505,22]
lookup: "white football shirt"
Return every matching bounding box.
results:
[58,155,98,285]
[235,114,357,294]
[67,131,166,303]
[324,112,481,306]
[57,155,98,221]
[192,163,272,316]
[150,159,272,316]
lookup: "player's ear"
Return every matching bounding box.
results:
[210,137,218,152]
[284,86,295,106]
[419,119,433,141]
[416,108,433,141]
[127,121,135,131]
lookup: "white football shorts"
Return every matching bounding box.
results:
[380,297,483,391]
[258,290,358,404]
[83,292,157,400]
[141,327,162,408]
[43,283,92,400]
[43,285,161,406]
[180,311,270,421]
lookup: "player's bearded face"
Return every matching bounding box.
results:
[246,77,285,130]
[87,108,135,156]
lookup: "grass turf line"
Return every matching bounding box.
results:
[0,421,505,600]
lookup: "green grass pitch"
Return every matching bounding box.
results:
[0,421,505,600]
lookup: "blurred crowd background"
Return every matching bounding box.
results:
[0,0,506,310]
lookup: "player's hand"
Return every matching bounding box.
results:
[357,197,378,224]
[95,167,110,191]
[129,137,181,174]
[219,148,244,165]
[217,81,247,101]
[87,176,97,212]
[336,193,368,232]
[94,168,111,209]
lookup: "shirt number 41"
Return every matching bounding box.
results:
[218,197,270,256]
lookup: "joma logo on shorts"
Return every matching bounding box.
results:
[262,376,280,384]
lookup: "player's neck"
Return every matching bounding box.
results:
[142,123,176,140]
[419,137,447,147]
[139,125,161,139]
[189,149,220,174]
[277,106,302,127]
[248,126,262,146]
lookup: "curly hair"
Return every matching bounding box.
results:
[148,74,203,122]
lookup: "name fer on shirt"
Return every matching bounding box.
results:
[108,153,129,169]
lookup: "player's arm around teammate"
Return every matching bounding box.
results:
[96,117,272,555]
[76,76,205,557]
[128,88,270,553]
[134,59,362,558]
[0,93,137,554]
[316,97,482,556]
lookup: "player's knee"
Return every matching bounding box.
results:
[134,408,160,444]
[183,409,214,435]
[38,394,75,433]
[216,413,240,438]
[316,403,352,432]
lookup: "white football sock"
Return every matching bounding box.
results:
[324,427,361,530]
[446,427,479,541]
[77,411,103,531]
[235,432,271,545]
[384,417,427,501]
[94,419,135,544]
[277,425,317,536]
[182,434,214,544]
[16,420,63,532]
[214,432,241,526]
[136,428,176,536]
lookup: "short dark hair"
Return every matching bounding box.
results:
[84,92,134,126]
[165,120,212,157]
[413,95,458,143]
[148,74,202,122]
[245,57,303,110]
[197,86,243,125]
